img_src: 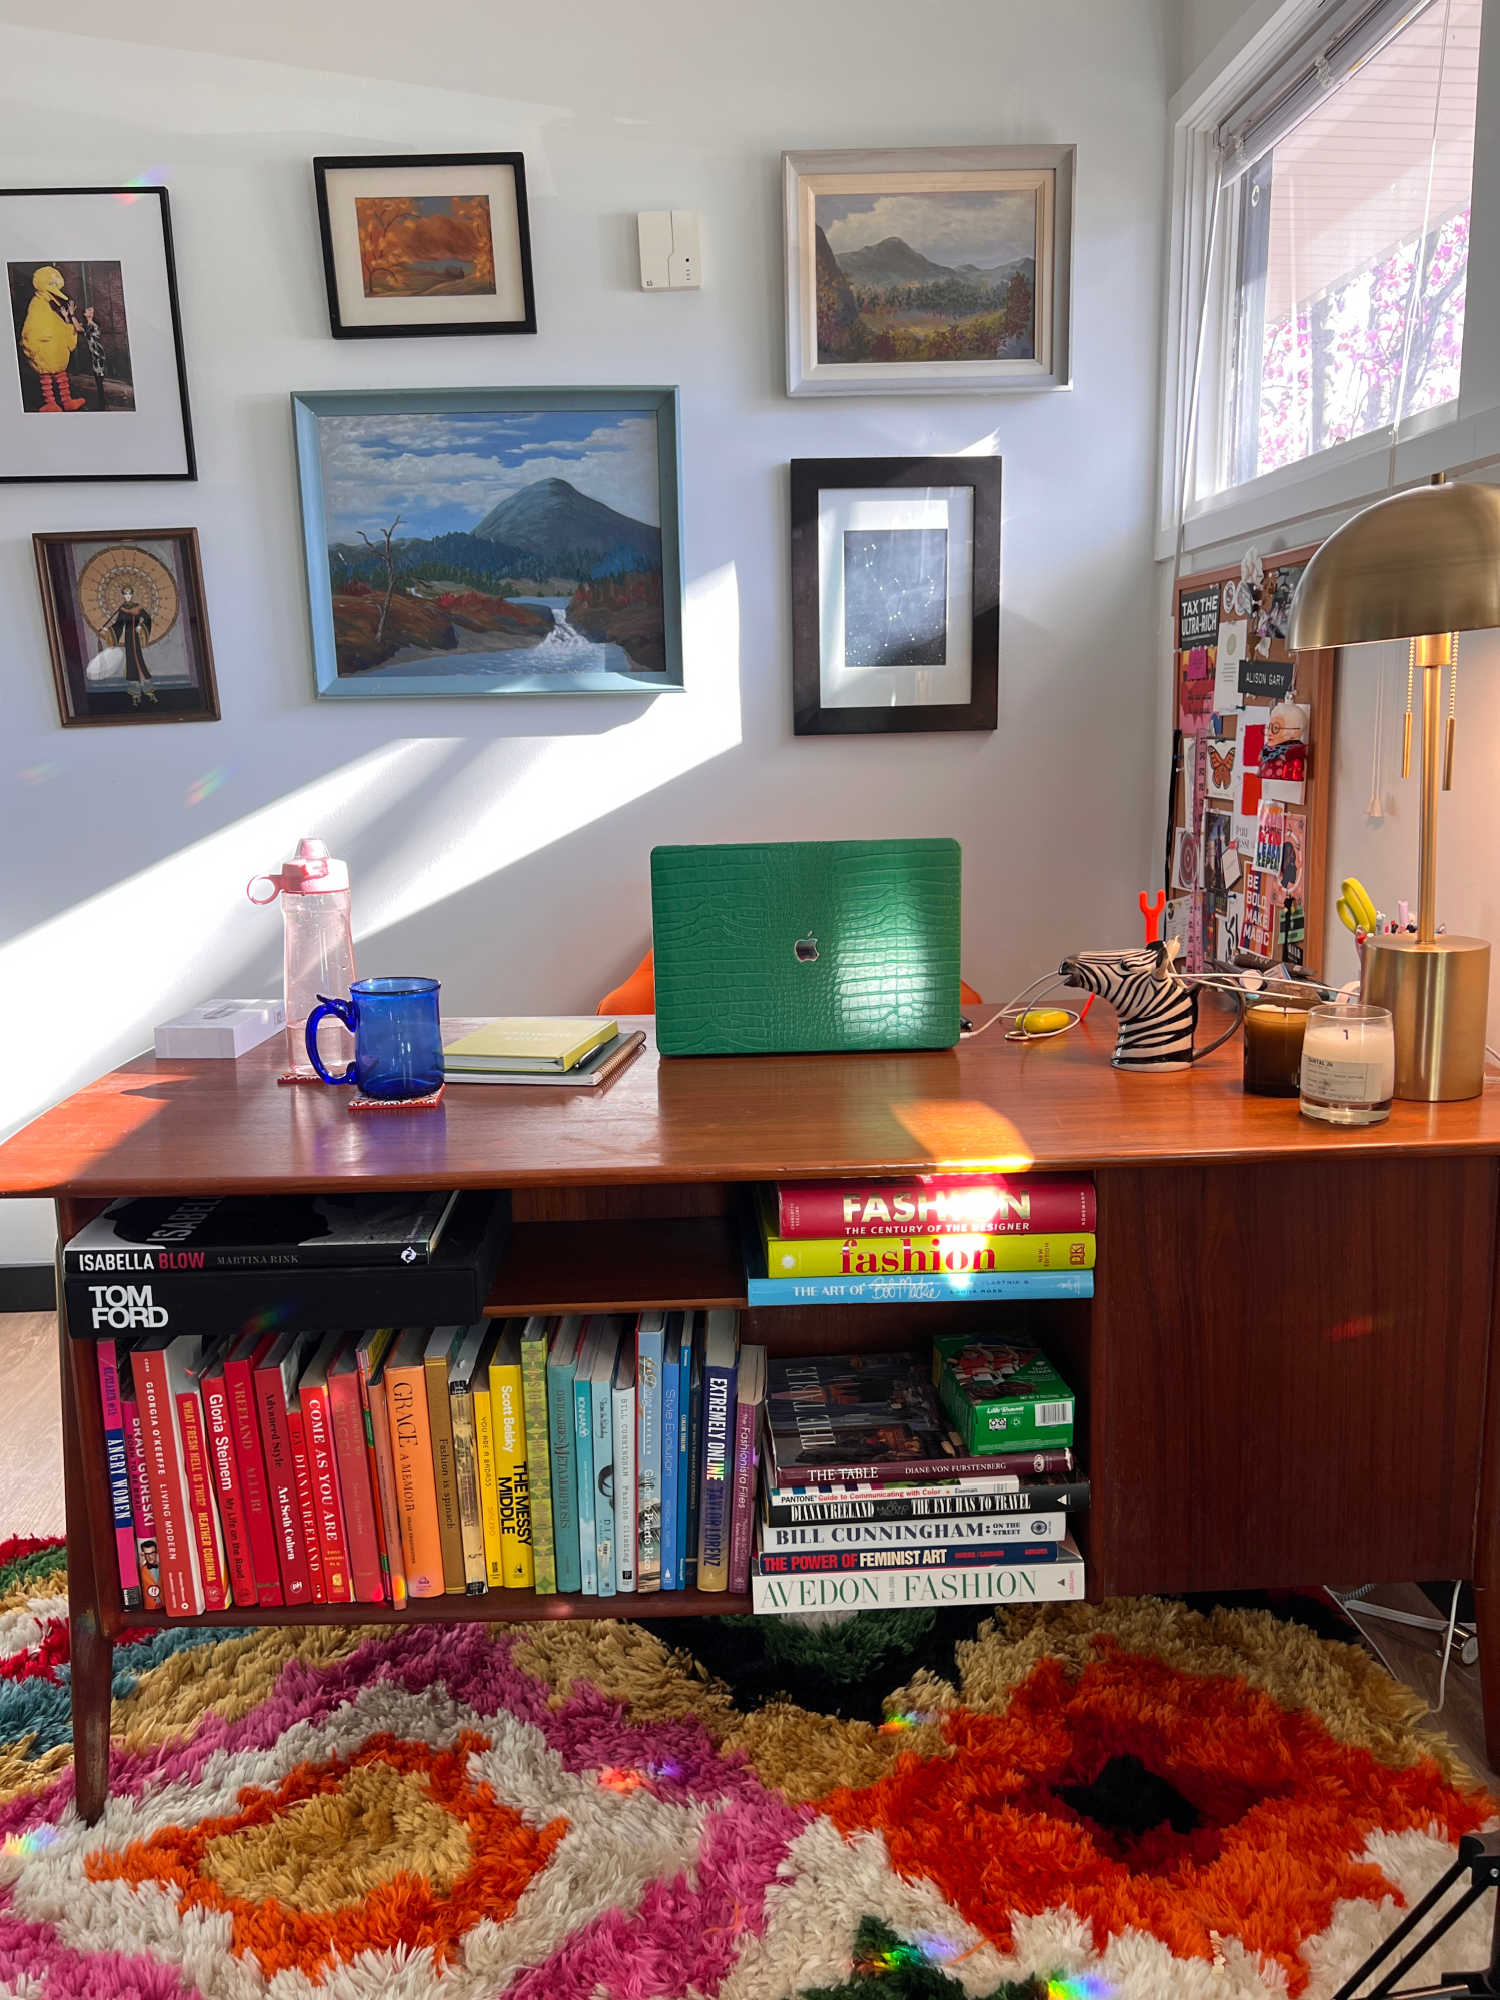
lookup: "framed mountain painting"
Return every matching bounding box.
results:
[291,387,684,697]
[783,145,1074,396]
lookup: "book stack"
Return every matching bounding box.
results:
[88,1296,768,1614]
[440,1017,645,1089]
[747,1173,1097,1304]
[751,1344,1085,1614]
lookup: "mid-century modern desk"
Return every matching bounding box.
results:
[3,1011,1500,1821]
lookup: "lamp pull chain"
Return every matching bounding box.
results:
[1443,631,1458,791]
[1402,637,1416,780]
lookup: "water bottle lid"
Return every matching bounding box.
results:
[247,835,350,903]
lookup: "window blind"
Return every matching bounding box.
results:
[1216,0,1436,176]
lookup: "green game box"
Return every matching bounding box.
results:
[931,1334,1076,1454]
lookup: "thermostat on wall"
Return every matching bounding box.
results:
[638,211,701,290]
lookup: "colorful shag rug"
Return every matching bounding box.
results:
[0,1536,1493,1999]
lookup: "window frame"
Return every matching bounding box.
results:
[1159,0,1500,561]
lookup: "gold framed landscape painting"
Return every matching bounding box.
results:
[313,153,536,339]
[783,144,1075,396]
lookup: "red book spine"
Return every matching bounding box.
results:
[132,1349,200,1617]
[727,1391,759,1597]
[254,1361,313,1605]
[302,1380,352,1603]
[329,1368,385,1603]
[775,1174,1097,1239]
[200,1367,256,1607]
[285,1404,327,1603]
[120,1392,162,1611]
[175,1388,231,1613]
[225,1341,283,1608]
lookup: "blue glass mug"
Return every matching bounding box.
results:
[305,977,443,1099]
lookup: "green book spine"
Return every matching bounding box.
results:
[520,1322,557,1594]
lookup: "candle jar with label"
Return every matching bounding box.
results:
[1299,1002,1396,1126]
[1242,987,1323,1096]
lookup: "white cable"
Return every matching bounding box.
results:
[1386,0,1454,488]
[1436,1576,1463,1713]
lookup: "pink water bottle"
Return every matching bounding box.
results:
[247,837,356,1079]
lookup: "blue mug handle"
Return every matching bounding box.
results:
[305,993,359,1084]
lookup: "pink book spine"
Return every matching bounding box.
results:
[120,1393,162,1611]
[285,1405,327,1603]
[201,1367,256,1607]
[303,1380,352,1604]
[329,1368,385,1603]
[727,1394,760,1597]
[95,1339,141,1609]
[225,1344,284,1608]
[175,1389,231,1614]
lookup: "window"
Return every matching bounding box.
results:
[1222,0,1481,490]
[1163,0,1493,547]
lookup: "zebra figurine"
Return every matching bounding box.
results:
[1058,940,1240,1072]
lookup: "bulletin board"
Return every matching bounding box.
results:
[1169,544,1336,980]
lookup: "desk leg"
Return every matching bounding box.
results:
[1475,1200,1500,1772]
[56,1236,113,1824]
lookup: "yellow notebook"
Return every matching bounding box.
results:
[443,1017,616,1073]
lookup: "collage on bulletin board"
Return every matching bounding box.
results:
[1170,543,1335,980]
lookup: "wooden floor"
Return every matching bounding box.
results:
[3,1311,1495,1787]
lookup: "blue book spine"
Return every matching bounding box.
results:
[573,1362,597,1595]
[677,1333,694,1587]
[745,1270,1095,1305]
[696,1355,737,1590]
[659,1333,681,1590]
[548,1353,581,1595]
[592,1367,616,1598]
[684,1346,702,1588]
[636,1317,664,1590]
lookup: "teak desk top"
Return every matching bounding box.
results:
[6,1013,1500,1199]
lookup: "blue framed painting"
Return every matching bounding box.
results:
[291,386,684,698]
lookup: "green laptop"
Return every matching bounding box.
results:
[650,839,962,1056]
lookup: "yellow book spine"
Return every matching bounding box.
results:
[764,1231,1097,1277]
[490,1360,535,1588]
[473,1380,506,1590]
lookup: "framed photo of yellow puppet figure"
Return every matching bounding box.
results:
[33,529,219,728]
[1,186,195,482]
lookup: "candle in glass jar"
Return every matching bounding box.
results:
[1242,989,1321,1096]
[1299,1002,1396,1126]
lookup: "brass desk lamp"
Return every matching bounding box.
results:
[1289,475,1500,1100]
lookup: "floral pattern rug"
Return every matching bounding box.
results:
[0,1536,1491,1998]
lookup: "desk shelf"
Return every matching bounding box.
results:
[112,1585,752,1635]
[483,1216,746,1316]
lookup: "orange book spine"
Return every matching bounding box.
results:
[384,1358,445,1598]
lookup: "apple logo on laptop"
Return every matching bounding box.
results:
[794,933,819,963]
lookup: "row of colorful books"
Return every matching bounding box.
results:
[91,1309,771,1617]
[749,1337,1086,1614]
[746,1173,1097,1305]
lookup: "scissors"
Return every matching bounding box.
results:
[1336,878,1380,936]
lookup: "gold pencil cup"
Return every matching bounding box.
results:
[1359,933,1491,1101]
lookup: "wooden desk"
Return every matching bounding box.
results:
[5,1012,1500,1818]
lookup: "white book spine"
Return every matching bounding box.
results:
[760,1512,1068,1553]
[751,1551,1084,1616]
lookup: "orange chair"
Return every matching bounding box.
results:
[597,948,980,1015]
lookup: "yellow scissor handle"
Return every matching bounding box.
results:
[1338,878,1379,934]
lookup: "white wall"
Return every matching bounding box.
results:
[0,2,1173,1262]
[1176,0,1265,83]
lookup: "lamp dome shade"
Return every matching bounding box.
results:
[1287,479,1500,650]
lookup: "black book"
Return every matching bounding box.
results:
[761,1479,1090,1528]
[64,1191,507,1341]
[64,1191,460,1276]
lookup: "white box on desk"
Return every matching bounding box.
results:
[154,999,285,1059]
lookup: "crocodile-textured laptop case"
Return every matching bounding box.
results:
[650,838,961,1056]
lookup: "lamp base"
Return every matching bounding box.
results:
[1359,933,1490,1102]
